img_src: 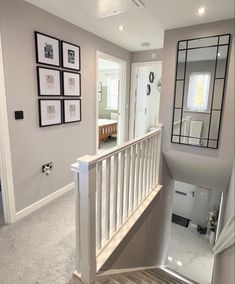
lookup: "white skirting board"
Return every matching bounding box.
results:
[15,182,74,221]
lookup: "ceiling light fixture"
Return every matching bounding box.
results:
[218,52,221,57]
[177,260,183,266]
[118,25,125,31]
[141,42,151,48]
[197,6,206,16]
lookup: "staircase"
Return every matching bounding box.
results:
[71,127,181,284]
[97,268,196,284]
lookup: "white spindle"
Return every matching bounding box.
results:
[147,138,152,193]
[125,148,131,218]
[130,145,136,212]
[139,142,144,201]
[134,143,141,206]
[119,150,125,224]
[151,135,156,188]
[113,154,118,231]
[96,161,102,250]
[143,139,149,197]
[155,131,162,185]
[105,157,111,240]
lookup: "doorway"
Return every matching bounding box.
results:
[0,31,16,224]
[96,51,126,152]
[129,61,162,139]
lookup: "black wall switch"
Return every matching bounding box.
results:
[15,111,24,120]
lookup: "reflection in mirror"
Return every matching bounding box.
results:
[219,35,230,45]
[209,111,221,140]
[176,51,186,79]
[173,109,182,135]
[213,80,224,109]
[178,41,187,50]
[208,140,218,148]
[175,81,184,108]
[188,37,218,49]
[171,34,231,148]
[216,45,228,78]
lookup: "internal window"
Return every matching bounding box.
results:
[187,72,211,112]
[106,76,119,110]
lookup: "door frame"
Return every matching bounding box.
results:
[0,31,16,223]
[129,61,162,140]
[96,51,127,152]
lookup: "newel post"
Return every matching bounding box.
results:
[72,156,97,284]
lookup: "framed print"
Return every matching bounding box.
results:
[62,41,81,71]
[97,82,102,93]
[62,71,81,97]
[63,99,81,123]
[35,32,60,67]
[37,67,61,96]
[98,92,102,102]
[38,99,62,127]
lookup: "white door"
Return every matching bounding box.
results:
[192,187,211,226]
[173,181,196,220]
[133,62,162,138]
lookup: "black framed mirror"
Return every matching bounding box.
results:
[171,34,231,149]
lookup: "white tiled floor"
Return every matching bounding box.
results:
[167,222,214,284]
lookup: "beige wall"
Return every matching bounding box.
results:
[131,49,163,63]
[159,19,234,190]
[0,0,131,211]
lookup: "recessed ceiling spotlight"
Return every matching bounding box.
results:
[197,6,206,16]
[177,260,183,266]
[118,25,125,31]
[141,42,151,48]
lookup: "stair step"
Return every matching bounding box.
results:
[97,267,195,284]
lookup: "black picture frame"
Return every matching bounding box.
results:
[63,99,82,124]
[38,99,62,127]
[61,40,81,71]
[171,33,231,149]
[37,66,62,96]
[62,70,81,97]
[35,31,60,67]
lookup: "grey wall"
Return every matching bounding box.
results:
[159,19,234,191]
[212,164,234,284]
[131,49,163,63]
[101,156,174,270]
[0,0,131,211]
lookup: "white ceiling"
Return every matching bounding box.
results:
[25,0,234,51]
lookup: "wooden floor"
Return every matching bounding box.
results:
[69,268,197,284]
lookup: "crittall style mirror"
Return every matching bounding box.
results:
[171,34,231,149]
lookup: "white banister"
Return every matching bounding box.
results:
[71,126,163,283]
[72,157,97,284]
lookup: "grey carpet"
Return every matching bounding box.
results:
[0,191,5,225]
[0,190,76,284]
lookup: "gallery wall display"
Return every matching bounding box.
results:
[63,71,81,97]
[35,32,60,67]
[62,41,81,71]
[37,67,61,96]
[38,99,62,127]
[35,32,82,126]
[63,99,81,123]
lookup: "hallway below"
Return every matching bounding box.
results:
[167,223,214,284]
